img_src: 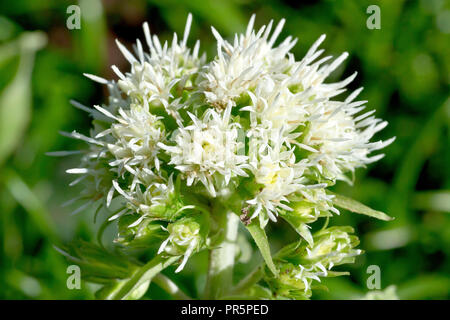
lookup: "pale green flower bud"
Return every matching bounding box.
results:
[126,175,193,222]
[304,226,362,269]
[264,262,315,299]
[158,215,209,273]
[264,226,361,299]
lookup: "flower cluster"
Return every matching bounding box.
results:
[263,227,361,299]
[60,14,393,294]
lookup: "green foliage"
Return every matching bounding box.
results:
[329,191,393,221]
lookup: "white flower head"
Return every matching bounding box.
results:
[199,15,297,108]
[62,13,394,225]
[158,104,250,197]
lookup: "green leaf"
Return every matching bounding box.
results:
[387,98,449,224]
[106,255,179,300]
[245,222,278,276]
[54,241,136,282]
[5,169,57,241]
[328,191,394,221]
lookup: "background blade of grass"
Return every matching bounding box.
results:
[0,0,449,300]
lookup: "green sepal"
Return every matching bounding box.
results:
[328,191,394,221]
[246,284,274,300]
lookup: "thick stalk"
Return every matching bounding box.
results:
[204,210,239,299]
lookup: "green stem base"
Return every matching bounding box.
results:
[204,211,239,299]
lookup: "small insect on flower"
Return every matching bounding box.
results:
[53,13,394,299]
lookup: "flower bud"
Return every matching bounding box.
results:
[264,227,361,299]
[128,176,190,222]
[158,215,209,272]
[115,214,166,248]
[264,262,316,299]
[303,226,362,269]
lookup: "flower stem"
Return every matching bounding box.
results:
[153,273,192,300]
[229,265,264,296]
[204,209,239,299]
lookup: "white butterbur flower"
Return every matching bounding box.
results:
[200,15,296,108]
[158,104,250,197]
[59,14,393,288]
[247,140,308,226]
[116,14,205,122]
[303,90,395,182]
[106,103,165,176]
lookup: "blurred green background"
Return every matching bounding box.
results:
[0,0,449,299]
